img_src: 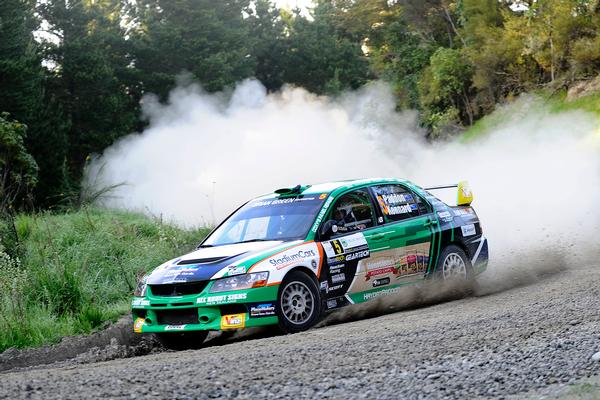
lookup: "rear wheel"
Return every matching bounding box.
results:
[156,330,208,351]
[276,271,321,333]
[437,245,472,282]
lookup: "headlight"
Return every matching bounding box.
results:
[134,275,148,296]
[209,272,269,293]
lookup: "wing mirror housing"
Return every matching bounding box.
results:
[319,220,349,240]
[319,220,337,240]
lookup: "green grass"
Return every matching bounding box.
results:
[0,208,210,352]
[547,90,600,116]
[461,88,600,142]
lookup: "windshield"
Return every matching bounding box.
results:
[202,195,327,246]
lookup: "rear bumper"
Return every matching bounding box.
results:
[131,284,279,333]
[471,236,489,275]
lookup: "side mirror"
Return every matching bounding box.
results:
[319,220,337,240]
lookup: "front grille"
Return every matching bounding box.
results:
[156,308,199,325]
[149,281,209,297]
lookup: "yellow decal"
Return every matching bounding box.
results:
[220,313,246,330]
[377,195,389,215]
[319,193,328,199]
[133,317,145,333]
[457,181,473,206]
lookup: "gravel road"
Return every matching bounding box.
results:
[1,258,600,399]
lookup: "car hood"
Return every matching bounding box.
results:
[146,241,287,285]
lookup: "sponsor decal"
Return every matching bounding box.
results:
[345,250,370,261]
[165,325,186,331]
[363,287,401,300]
[133,318,144,333]
[437,211,453,222]
[269,249,316,269]
[327,284,343,292]
[197,293,247,305]
[249,303,276,318]
[319,193,328,200]
[220,313,246,329]
[454,208,473,217]
[320,281,328,291]
[227,265,245,276]
[330,267,342,275]
[366,266,396,279]
[250,198,316,208]
[339,233,368,251]
[163,267,198,276]
[331,273,346,284]
[372,277,390,287]
[330,263,344,271]
[311,196,335,233]
[165,278,188,283]
[366,258,395,271]
[131,299,150,307]
[396,252,429,277]
[461,224,476,237]
[327,299,337,309]
[311,259,317,269]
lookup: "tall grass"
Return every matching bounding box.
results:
[0,208,210,352]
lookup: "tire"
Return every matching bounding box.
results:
[276,271,322,333]
[436,244,472,282]
[156,330,208,351]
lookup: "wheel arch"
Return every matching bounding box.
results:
[282,265,320,286]
[446,240,472,263]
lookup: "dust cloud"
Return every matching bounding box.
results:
[85,79,600,309]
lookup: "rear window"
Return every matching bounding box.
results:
[372,185,426,222]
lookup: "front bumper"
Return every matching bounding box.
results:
[131,284,279,333]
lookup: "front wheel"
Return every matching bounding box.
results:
[156,330,208,351]
[276,271,321,333]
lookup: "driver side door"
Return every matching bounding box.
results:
[318,188,395,309]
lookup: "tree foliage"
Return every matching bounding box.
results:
[1,0,600,209]
[0,114,38,212]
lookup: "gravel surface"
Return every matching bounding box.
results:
[1,262,599,399]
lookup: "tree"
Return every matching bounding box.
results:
[282,1,369,94]
[246,0,288,91]
[38,0,139,194]
[0,113,38,212]
[0,0,70,207]
[418,47,473,134]
[0,0,43,126]
[131,0,255,98]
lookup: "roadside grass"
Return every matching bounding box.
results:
[0,208,210,352]
[547,90,600,116]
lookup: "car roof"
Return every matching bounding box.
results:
[255,178,410,201]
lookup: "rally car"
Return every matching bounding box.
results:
[132,178,488,349]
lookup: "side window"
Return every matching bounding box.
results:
[329,189,375,235]
[372,185,426,223]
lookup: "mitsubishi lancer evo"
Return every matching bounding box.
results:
[132,178,488,349]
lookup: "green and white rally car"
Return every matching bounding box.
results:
[132,178,488,349]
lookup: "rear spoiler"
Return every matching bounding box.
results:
[424,180,473,206]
